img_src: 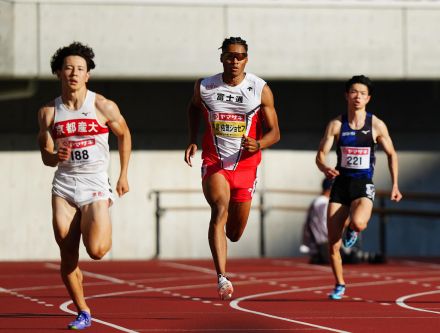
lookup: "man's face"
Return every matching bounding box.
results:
[57,55,89,91]
[346,83,371,109]
[220,44,248,77]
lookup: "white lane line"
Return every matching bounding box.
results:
[46,263,151,333]
[230,278,412,333]
[50,262,232,331]
[45,263,126,284]
[230,290,350,333]
[0,286,54,307]
[59,290,150,333]
[396,289,440,315]
[160,262,220,276]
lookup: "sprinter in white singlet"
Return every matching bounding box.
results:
[185,37,280,300]
[37,42,131,330]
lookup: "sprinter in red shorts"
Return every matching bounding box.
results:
[184,37,280,300]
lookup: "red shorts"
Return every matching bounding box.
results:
[202,164,258,202]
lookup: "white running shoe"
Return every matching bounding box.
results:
[217,274,234,300]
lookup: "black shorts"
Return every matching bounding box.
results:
[329,176,375,206]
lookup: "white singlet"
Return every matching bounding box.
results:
[200,72,266,170]
[51,90,114,207]
[52,90,110,175]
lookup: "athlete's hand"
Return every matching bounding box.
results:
[185,143,197,167]
[57,141,71,161]
[323,167,339,179]
[116,175,129,197]
[242,135,260,153]
[390,185,402,202]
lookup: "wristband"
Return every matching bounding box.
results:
[256,141,261,150]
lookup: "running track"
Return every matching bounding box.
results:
[1,258,440,332]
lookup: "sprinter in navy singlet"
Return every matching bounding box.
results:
[336,112,376,180]
[316,75,402,300]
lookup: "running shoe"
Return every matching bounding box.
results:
[329,284,346,300]
[217,274,234,300]
[67,310,91,330]
[343,227,358,248]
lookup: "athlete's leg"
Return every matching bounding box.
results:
[80,200,112,260]
[225,201,252,242]
[52,195,90,313]
[349,197,373,232]
[203,173,230,275]
[327,202,350,285]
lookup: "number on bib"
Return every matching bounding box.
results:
[341,146,370,169]
[71,149,90,161]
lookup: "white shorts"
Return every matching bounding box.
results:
[52,172,115,208]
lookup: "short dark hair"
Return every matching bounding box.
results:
[219,37,248,52]
[50,42,96,74]
[345,75,373,96]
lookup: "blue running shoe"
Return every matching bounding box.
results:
[343,227,358,248]
[329,284,346,300]
[68,311,91,330]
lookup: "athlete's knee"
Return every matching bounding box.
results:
[350,220,368,232]
[86,244,110,260]
[59,251,79,273]
[210,204,228,224]
[226,229,243,242]
[328,240,342,255]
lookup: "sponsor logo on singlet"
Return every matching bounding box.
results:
[52,118,108,139]
[67,139,95,149]
[216,93,244,104]
[340,146,371,169]
[212,112,246,138]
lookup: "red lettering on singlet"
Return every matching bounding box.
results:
[213,113,245,121]
[52,119,108,139]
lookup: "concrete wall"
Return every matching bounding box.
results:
[1,149,439,260]
[2,0,440,79]
[0,1,13,75]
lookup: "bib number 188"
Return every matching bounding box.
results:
[71,149,89,161]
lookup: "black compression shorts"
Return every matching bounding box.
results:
[329,176,375,206]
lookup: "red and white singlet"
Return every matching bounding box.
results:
[51,90,110,175]
[200,73,266,170]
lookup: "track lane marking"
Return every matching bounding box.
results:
[229,279,416,333]
[396,289,440,315]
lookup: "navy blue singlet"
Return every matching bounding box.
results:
[336,113,376,179]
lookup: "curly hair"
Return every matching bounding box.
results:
[219,37,248,52]
[345,75,373,96]
[50,42,96,74]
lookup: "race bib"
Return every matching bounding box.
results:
[212,112,246,138]
[58,138,95,164]
[341,146,370,169]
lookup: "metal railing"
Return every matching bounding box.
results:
[148,189,440,258]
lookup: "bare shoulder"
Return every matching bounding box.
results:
[192,78,203,105]
[95,93,119,113]
[94,93,122,124]
[38,100,55,126]
[261,84,275,105]
[372,114,385,126]
[327,115,342,133]
[372,114,388,133]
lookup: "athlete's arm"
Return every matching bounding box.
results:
[96,95,131,197]
[37,103,69,167]
[244,84,280,153]
[316,118,341,179]
[184,79,202,167]
[374,116,402,202]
